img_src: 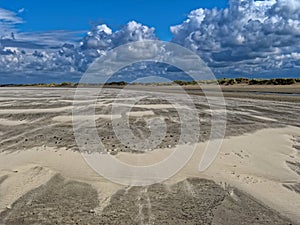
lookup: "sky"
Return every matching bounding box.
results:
[0,0,228,41]
[0,0,300,83]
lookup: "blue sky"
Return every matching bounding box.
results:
[0,0,300,83]
[0,0,228,40]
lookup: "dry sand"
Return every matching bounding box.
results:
[116,126,300,222]
[0,127,299,222]
[0,87,299,224]
[0,119,28,126]
[0,147,121,214]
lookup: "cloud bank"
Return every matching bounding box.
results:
[0,20,158,82]
[0,0,300,83]
[171,0,300,76]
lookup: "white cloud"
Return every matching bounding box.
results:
[1,1,300,81]
[18,8,25,14]
[0,8,23,39]
[78,21,158,73]
[81,21,156,50]
[0,17,159,79]
[113,21,157,44]
[171,0,300,75]
[0,8,22,24]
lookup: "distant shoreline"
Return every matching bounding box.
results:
[1,77,300,88]
[2,78,300,102]
[1,82,300,102]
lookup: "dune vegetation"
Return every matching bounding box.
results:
[0,78,299,87]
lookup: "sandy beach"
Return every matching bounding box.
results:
[0,87,299,224]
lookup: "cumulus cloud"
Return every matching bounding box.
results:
[0,17,159,80]
[1,1,300,82]
[112,21,157,45]
[171,0,300,75]
[77,21,158,74]
[270,0,300,20]
[81,21,156,50]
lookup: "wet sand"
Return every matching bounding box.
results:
[123,83,300,102]
[0,87,299,224]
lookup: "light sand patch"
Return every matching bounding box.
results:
[249,115,278,122]
[126,110,155,117]
[234,111,278,122]
[0,118,28,126]
[0,147,121,213]
[0,127,300,222]
[0,102,15,107]
[164,126,300,222]
[52,114,122,123]
[0,97,59,101]
[61,98,140,103]
[109,103,187,109]
[206,109,277,122]
[210,109,278,122]
[205,109,227,114]
[116,126,300,222]
[0,165,55,212]
[115,147,174,166]
[0,106,72,114]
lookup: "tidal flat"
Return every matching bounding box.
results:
[0,86,299,224]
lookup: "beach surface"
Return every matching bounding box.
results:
[0,87,299,224]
